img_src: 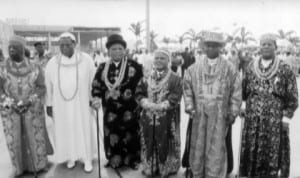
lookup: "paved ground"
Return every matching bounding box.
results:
[1,79,300,178]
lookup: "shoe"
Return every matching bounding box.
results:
[66,160,76,169]
[84,161,93,173]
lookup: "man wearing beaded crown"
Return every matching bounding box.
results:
[183,31,242,178]
[91,34,143,169]
[239,34,298,177]
[45,32,96,173]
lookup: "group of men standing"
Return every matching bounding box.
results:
[0,30,298,178]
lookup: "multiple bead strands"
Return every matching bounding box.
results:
[58,53,79,102]
[103,57,128,91]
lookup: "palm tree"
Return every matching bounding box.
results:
[183,29,202,50]
[176,34,187,50]
[162,37,171,47]
[129,22,144,50]
[276,29,295,40]
[230,26,256,48]
[289,36,300,47]
[149,30,158,52]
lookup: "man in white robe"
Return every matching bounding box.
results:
[45,32,96,172]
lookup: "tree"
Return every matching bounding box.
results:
[276,29,295,40]
[289,36,300,47]
[162,37,171,47]
[183,29,202,50]
[149,30,158,52]
[129,22,144,50]
[176,34,187,50]
[228,26,256,48]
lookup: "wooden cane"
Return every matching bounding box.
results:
[185,118,193,178]
[236,115,245,178]
[95,109,101,178]
[151,114,156,178]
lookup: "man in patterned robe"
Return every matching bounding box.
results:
[0,36,50,177]
[92,34,143,169]
[183,31,242,178]
[240,34,298,177]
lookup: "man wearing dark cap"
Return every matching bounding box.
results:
[92,34,143,169]
[0,35,51,176]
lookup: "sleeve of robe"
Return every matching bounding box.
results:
[165,75,183,110]
[135,77,148,105]
[242,64,251,101]
[45,58,54,107]
[86,54,97,101]
[283,66,299,118]
[183,67,196,114]
[33,66,46,100]
[228,67,242,123]
[91,64,106,99]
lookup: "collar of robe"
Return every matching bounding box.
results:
[202,56,224,85]
[55,52,83,67]
[253,57,280,80]
[6,57,33,77]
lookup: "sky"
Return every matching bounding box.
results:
[0,0,300,43]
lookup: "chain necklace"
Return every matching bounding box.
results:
[103,57,127,91]
[58,53,79,101]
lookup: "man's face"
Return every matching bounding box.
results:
[154,52,169,71]
[8,42,24,60]
[59,38,75,57]
[260,40,276,60]
[35,44,44,55]
[203,42,222,59]
[108,44,125,62]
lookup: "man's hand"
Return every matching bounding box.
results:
[91,98,101,110]
[46,106,53,117]
[186,110,196,119]
[282,116,290,130]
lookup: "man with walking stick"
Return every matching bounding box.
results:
[91,34,143,175]
[183,31,242,178]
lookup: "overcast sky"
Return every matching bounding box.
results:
[0,0,299,42]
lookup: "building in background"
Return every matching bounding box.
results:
[0,20,14,57]
[12,24,120,55]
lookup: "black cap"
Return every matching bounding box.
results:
[106,34,127,49]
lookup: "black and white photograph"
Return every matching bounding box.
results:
[0,0,300,177]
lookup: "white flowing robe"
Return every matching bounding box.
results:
[45,51,96,163]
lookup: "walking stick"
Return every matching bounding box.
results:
[151,114,156,178]
[185,118,193,178]
[20,110,38,178]
[95,109,101,178]
[236,115,245,178]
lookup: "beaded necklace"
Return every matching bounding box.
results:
[103,57,127,91]
[148,69,172,93]
[58,53,79,101]
[253,57,280,80]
